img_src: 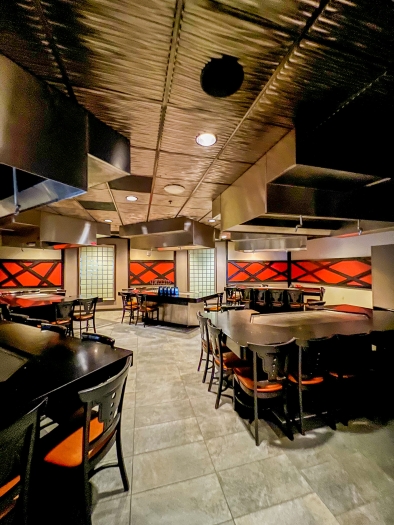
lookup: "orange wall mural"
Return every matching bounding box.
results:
[0,260,63,288]
[228,258,371,288]
[129,261,175,285]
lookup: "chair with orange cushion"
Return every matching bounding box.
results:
[134,294,158,327]
[120,293,139,324]
[204,293,223,312]
[51,300,74,336]
[40,357,131,525]
[207,322,248,409]
[233,339,295,444]
[72,298,98,336]
[328,333,372,425]
[286,336,335,435]
[0,399,45,524]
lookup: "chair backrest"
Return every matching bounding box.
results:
[81,332,115,348]
[287,336,332,380]
[54,300,74,320]
[10,313,29,324]
[25,318,49,328]
[0,304,11,321]
[75,297,98,316]
[196,311,209,347]
[247,339,296,382]
[0,399,45,524]
[239,288,252,301]
[221,304,245,312]
[287,290,303,304]
[270,290,285,305]
[41,323,67,335]
[207,321,224,362]
[78,357,131,471]
[254,289,267,303]
[225,287,237,301]
[331,333,371,376]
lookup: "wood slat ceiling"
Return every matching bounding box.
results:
[1,0,394,232]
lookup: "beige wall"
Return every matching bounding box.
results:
[0,247,61,260]
[63,248,78,296]
[130,249,174,261]
[98,238,129,309]
[216,241,227,293]
[175,250,188,292]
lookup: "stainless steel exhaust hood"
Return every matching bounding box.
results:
[218,129,394,237]
[0,55,130,218]
[231,233,307,252]
[120,218,215,250]
[0,211,110,248]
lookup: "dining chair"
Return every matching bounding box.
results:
[0,399,45,524]
[72,298,98,336]
[207,322,248,409]
[9,313,29,324]
[120,292,139,324]
[270,290,285,311]
[328,333,372,425]
[134,294,159,327]
[52,300,75,336]
[204,293,223,312]
[238,288,253,308]
[253,289,269,313]
[286,290,304,311]
[41,323,67,336]
[40,357,131,525]
[81,332,115,348]
[233,339,296,445]
[286,336,335,435]
[220,304,245,312]
[196,311,212,383]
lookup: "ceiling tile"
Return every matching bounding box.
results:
[151,194,188,207]
[204,159,251,184]
[157,152,211,181]
[130,147,156,176]
[79,201,117,211]
[111,190,150,205]
[192,182,229,200]
[77,187,113,202]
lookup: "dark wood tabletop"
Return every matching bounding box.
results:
[0,321,132,414]
[205,305,394,352]
[0,293,102,309]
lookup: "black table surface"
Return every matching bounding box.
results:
[0,321,132,412]
[205,305,394,350]
[0,293,103,309]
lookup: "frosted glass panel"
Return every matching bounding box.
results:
[189,249,215,295]
[79,246,115,300]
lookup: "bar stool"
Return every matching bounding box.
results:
[120,292,139,324]
[72,297,98,335]
[204,293,223,312]
[135,294,159,327]
[286,290,304,311]
[51,300,74,336]
[225,287,241,305]
[253,289,269,313]
[239,288,253,308]
[270,290,285,311]
[196,311,212,383]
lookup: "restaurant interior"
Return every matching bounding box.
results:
[1,1,394,524]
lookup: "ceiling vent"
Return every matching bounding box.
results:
[200,55,244,98]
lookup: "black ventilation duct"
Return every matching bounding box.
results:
[200,55,244,98]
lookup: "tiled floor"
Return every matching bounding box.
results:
[90,311,394,525]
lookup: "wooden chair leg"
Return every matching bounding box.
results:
[197,344,204,372]
[208,356,215,391]
[253,354,259,446]
[215,364,224,409]
[202,347,211,383]
[93,316,96,333]
[115,429,129,492]
[121,309,125,323]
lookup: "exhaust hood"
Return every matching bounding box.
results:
[231,233,307,252]
[120,218,215,250]
[0,55,130,218]
[0,211,110,248]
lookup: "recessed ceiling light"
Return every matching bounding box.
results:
[221,235,228,239]
[164,184,186,195]
[196,133,217,147]
[126,195,138,202]
[208,218,216,223]
[104,219,112,223]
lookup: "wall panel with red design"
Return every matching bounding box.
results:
[129,261,175,285]
[0,260,63,288]
[228,258,371,288]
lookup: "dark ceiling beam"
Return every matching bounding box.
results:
[31,0,76,102]
[146,0,185,221]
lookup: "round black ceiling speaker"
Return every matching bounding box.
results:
[200,55,244,98]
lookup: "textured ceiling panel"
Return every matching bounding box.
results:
[204,160,251,184]
[111,190,150,205]
[153,177,197,195]
[85,210,121,225]
[151,194,188,207]
[76,187,112,202]
[118,209,149,224]
[49,203,93,220]
[156,152,212,181]
[192,182,228,200]
[130,148,156,177]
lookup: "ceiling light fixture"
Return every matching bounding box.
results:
[196,133,217,147]
[126,195,138,202]
[208,218,216,223]
[104,219,112,223]
[164,184,186,195]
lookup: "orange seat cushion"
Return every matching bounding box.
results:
[215,352,248,370]
[52,318,71,325]
[0,476,20,499]
[73,314,93,321]
[234,367,283,392]
[44,417,105,468]
[329,371,355,379]
[288,374,324,385]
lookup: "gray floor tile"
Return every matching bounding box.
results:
[135,399,194,428]
[92,495,131,525]
[234,493,339,525]
[189,394,234,418]
[218,454,312,518]
[135,382,187,407]
[206,430,281,471]
[134,417,203,454]
[92,457,132,500]
[197,411,246,440]
[184,381,213,398]
[132,441,214,493]
[130,474,232,525]
[337,496,394,525]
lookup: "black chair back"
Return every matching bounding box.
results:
[54,300,74,321]
[41,323,67,335]
[121,293,134,308]
[248,339,296,383]
[331,333,371,377]
[239,288,252,303]
[270,290,285,308]
[0,304,11,321]
[287,336,332,381]
[25,318,49,328]
[10,313,29,324]
[254,289,268,310]
[0,399,45,524]
[75,297,98,316]
[225,287,240,303]
[81,332,115,348]
[196,311,209,350]
[207,321,225,365]
[287,290,303,309]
